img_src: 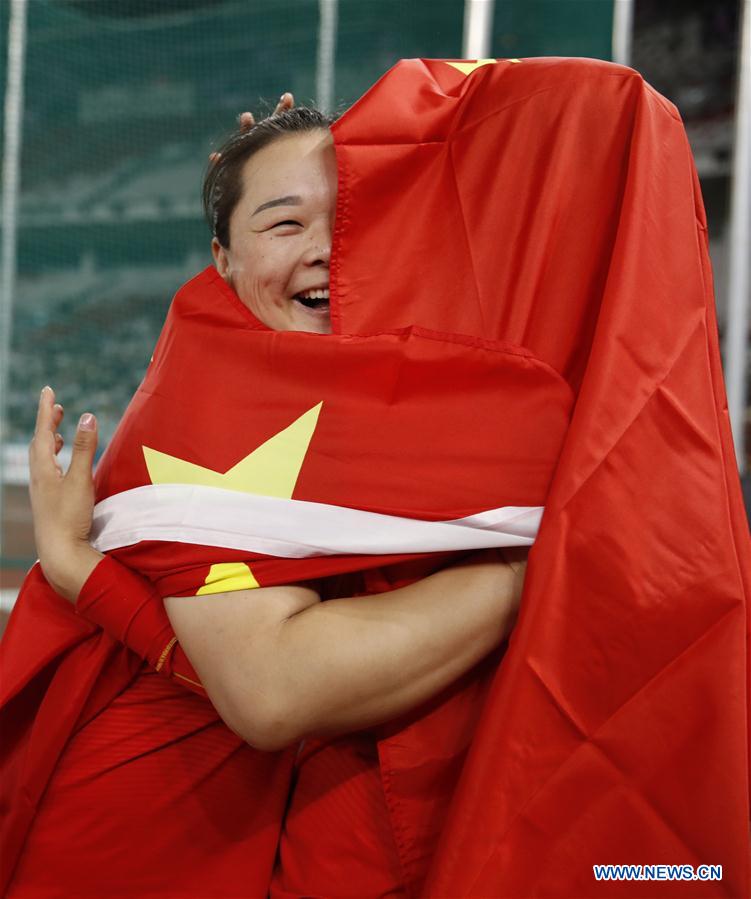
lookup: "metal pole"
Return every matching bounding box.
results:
[316,0,338,113]
[0,0,29,559]
[463,0,495,60]
[611,0,635,67]
[725,0,751,474]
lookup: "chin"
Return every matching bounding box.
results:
[290,305,332,334]
[301,317,332,335]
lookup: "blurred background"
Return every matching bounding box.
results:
[1,0,749,619]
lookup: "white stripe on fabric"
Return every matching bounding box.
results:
[90,483,543,557]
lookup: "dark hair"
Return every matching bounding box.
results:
[203,106,338,249]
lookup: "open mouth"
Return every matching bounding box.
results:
[293,288,330,313]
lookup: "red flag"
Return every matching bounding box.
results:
[91,266,570,597]
[331,57,751,896]
[1,57,749,897]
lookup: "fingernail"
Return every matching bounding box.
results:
[79,413,96,431]
[41,385,51,397]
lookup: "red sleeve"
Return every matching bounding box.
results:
[76,555,205,695]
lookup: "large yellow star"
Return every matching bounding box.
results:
[142,401,323,499]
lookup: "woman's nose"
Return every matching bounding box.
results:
[304,224,331,267]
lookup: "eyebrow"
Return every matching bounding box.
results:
[251,195,303,216]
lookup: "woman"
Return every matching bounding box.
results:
[7,102,528,897]
[14,55,736,899]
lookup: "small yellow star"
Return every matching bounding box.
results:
[445,59,498,76]
[197,562,260,595]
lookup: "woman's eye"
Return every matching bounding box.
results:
[272,220,302,228]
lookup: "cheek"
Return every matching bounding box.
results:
[236,249,295,305]
[230,242,268,282]
[228,230,300,295]
[256,238,300,286]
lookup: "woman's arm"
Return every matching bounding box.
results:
[165,551,524,751]
[29,388,203,696]
[30,387,526,751]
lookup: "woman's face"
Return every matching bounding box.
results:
[212,129,336,334]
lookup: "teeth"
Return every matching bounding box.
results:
[297,288,330,301]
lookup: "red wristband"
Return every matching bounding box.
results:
[76,556,200,690]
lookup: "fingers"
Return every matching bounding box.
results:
[67,413,98,485]
[34,385,54,436]
[238,92,292,129]
[30,388,97,491]
[273,92,294,116]
[211,95,295,166]
[238,111,255,131]
[51,402,64,465]
[209,112,254,167]
[30,387,60,482]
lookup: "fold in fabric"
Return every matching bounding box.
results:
[329,57,750,897]
[91,484,542,556]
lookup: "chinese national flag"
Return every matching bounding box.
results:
[91,266,570,597]
[1,57,749,897]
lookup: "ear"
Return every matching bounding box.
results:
[212,237,231,281]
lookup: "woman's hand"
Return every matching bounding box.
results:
[209,92,295,165]
[240,91,295,129]
[28,386,103,601]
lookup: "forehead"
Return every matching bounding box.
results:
[239,130,336,203]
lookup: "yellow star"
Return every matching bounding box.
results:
[197,562,260,595]
[445,58,498,76]
[142,402,322,499]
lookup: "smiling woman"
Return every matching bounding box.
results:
[205,108,337,334]
[4,52,750,899]
[3,94,529,897]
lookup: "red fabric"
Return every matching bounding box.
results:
[1,56,749,898]
[95,272,569,598]
[270,736,408,899]
[330,57,751,897]
[76,555,204,694]
[9,667,295,898]
[1,567,296,898]
[76,556,206,696]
